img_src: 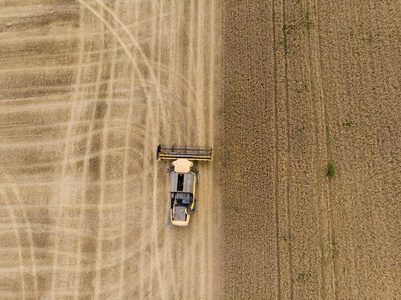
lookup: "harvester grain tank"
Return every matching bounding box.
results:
[156,144,212,226]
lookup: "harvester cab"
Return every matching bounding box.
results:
[156,144,212,226]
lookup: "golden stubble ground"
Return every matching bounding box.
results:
[0,0,222,299]
[222,0,401,299]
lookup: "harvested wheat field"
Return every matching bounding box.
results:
[0,0,222,299]
[222,0,401,299]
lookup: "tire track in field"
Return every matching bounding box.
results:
[301,0,337,298]
[209,2,222,297]
[154,1,180,298]
[117,2,137,296]
[163,2,179,297]
[177,2,195,297]
[4,147,144,175]
[194,2,209,297]
[72,5,107,297]
[147,1,165,298]
[314,1,339,298]
[0,118,146,133]
[206,1,217,297]
[0,88,169,112]
[187,3,201,298]
[156,1,167,138]
[50,3,86,296]
[72,23,98,300]
[307,0,338,298]
[302,5,330,298]
[171,2,184,145]
[240,1,247,295]
[93,0,119,296]
[0,14,169,46]
[185,0,196,145]
[118,4,161,297]
[137,4,148,292]
[128,6,146,295]
[192,0,205,297]
[271,0,282,298]
[58,3,161,296]
[192,1,211,297]
[76,0,159,97]
[0,125,145,149]
[77,1,161,297]
[93,0,161,90]
[282,1,295,298]
[138,84,156,300]
[2,81,177,105]
[148,3,160,295]
[0,175,26,299]
[0,169,39,300]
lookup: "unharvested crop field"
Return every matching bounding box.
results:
[223,0,401,299]
[0,0,221,298]
[0,0,400,299]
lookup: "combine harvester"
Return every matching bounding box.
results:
[156,144,212,226]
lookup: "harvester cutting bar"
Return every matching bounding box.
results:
[157,144,212,161]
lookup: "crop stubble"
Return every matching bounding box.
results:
[222,0,400,299]
[1,0,400,299]
[0,0,222,299]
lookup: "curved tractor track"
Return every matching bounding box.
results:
[0,1,222,299]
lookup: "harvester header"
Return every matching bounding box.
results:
[156,144,212,161]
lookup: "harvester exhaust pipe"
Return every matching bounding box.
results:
[156,144,212,161]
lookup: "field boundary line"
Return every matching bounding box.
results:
[165,2,179,297]
[207,1,219,297]
[194,1,209,298]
